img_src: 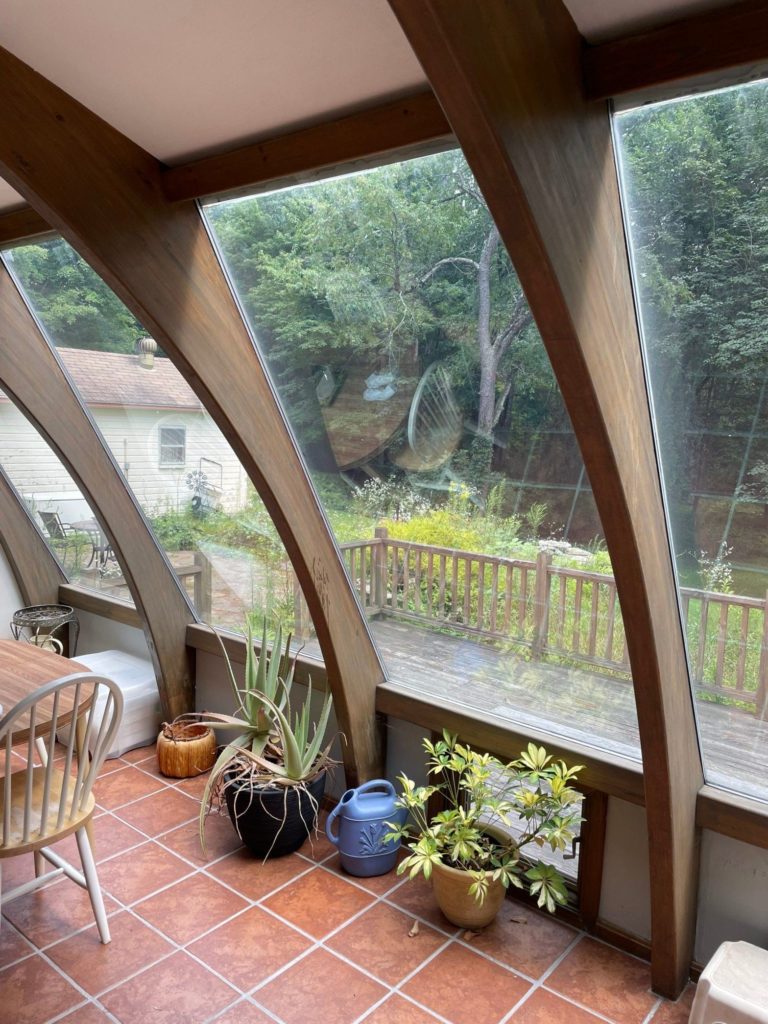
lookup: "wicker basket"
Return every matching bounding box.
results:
[157,722,216,778]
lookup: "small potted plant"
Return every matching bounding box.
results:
[387,732,583,928]
[178,619,335,858]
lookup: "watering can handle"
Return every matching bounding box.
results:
[355,780,396,798]
[325,799,345,846]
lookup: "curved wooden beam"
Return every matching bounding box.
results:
[0,206,51,246]
[0,43,384,786]
[0,265,194,718]
[0,463,65,607]
[388,0,703,997]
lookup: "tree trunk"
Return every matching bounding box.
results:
[478,345,500,437]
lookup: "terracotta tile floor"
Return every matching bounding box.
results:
[1,743,696,1024]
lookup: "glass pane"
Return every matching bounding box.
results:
[614,80,768,800]
[0,393,127,594]
[204,151,639,760]
[2,239,315,638]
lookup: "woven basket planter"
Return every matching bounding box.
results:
[157,722,216,778]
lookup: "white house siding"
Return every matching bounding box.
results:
[0,401,249,521]
[0,404,92,521]
[94,406,249,515]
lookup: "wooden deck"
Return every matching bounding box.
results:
[315,617,768,802]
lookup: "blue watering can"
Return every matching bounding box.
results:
[326,780,408,877]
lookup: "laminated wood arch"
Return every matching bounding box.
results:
[0,264,193,717]
[0,44,384,785]
[388,0,703,997]
[0,464,65,607]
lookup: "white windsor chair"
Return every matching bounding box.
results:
[0,672,123,943]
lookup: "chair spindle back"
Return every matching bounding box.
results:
[0,673,123,850]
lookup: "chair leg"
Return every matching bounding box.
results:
[75,826,110,944]
[33,743,49,879]
[35,737,48,767]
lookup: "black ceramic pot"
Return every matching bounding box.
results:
[224,769,326,858]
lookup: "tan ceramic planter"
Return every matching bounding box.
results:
[431,857,506,929]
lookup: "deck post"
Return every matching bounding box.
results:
[193,549,212,622]
[532,550,552,657]
[374,528,388,612]
[756,589,768,719]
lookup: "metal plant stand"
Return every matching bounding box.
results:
[10,604,80,656]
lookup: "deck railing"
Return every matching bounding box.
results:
[296,528,768,715]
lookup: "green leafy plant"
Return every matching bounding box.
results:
[175,620,335,854]
[387,732,583,911]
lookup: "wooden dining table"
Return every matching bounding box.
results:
[0,638,91,746]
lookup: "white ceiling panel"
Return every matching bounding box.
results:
[0,0,740,214]
[0,0,425,165]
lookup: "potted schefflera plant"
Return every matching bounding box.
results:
[183,620,335,859]
[387,732,583,929]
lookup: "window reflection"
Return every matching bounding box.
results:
[615,80,768,799]
[205,152,640,760]
[2,241,314,637]
[0,400,122,589]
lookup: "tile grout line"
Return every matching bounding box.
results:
[6,756,322,1023]
[7,814,313,968]
[347,931,458,1024]
[29,842,373,1014]
[22,938,124,1024]
[497,931,590,1024]
[641,996,665,1024]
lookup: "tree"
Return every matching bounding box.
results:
[208,151,541,488]
[5,237,144,352]
[618,82,768,567]
[422,222,532,437]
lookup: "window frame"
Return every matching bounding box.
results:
[158,425,186,468]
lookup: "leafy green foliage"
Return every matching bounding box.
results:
[207,151,540,473]
[387,732,583,910]
[5,239,144,351]
[617,84,768,565]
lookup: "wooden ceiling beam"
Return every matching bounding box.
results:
[0,206,52,246]
[0,464,65,608]
[0,42,384,787]
[388,0,703,998]
[0,91,451,242]
[584,0,768,100]
[163,90,452,203]
[0,265,194,719]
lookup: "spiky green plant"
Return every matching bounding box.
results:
[173,620,334,854]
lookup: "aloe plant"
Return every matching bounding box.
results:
[173,620,335,854]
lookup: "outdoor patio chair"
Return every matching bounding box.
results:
[38,510,97,566]
[0,673,124,943]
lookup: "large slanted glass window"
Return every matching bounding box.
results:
[0,396,126,594]
[2,239,314,637]
[204,151,639,761]
[614,79,768,800]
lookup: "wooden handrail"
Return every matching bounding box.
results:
[311,531,768,713]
